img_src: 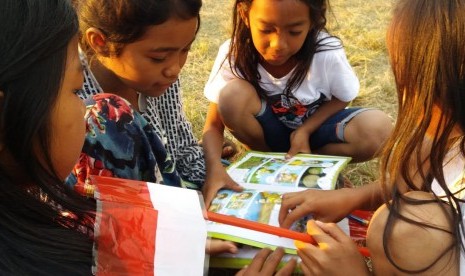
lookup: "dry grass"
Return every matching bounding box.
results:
[181,0,398,185]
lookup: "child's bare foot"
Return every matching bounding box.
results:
[199,138,238,159]
[336,175,353,189]
[221,139,237,159]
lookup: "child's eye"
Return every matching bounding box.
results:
[150,57,166,63]
[260,29,273,34]
[289,31,303,36]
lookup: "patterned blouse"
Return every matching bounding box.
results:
[78,54,206,189]
[65,93,182,196]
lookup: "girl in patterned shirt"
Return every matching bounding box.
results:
[74,0,209,189]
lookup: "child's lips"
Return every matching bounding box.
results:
[269,54,287,63]
[157,83,172,91]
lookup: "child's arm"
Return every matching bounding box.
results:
[286,98,348,158]
[279,181,383,228]
[202,102,243,208]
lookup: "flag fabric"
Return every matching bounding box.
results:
[92,176,207,275]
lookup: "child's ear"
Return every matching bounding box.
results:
[85,27,110,57]
[238,3,250,28]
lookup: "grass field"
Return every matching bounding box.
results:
[180,0,397,185]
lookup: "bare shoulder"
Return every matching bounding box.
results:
[367,191,459,275]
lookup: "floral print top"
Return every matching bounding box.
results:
[65,93,182,197]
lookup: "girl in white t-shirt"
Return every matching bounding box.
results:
[201,0,393,206]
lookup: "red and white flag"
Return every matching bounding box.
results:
[91,176,207,275]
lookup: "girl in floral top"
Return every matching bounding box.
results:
[71,0,208,190]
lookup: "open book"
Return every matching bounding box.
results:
[206,151,351,255]
[208,210,374,271]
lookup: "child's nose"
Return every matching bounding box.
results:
[164,60,182,79]
[270,34,287,50]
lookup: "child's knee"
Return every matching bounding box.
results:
[217,79,261,119]
[348,109,393,153]
[368,110,393,140]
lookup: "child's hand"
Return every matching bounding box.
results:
[236,247,297,276]
[286,128,312,159]
[295,220,369,276]
[278,189,353,228]
[203,168,243,209]
[206,239,238,255]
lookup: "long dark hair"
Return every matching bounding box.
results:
[380,0,465,272]
[228,0,339,98]
[0,0,94,274]
[77,0,202,57]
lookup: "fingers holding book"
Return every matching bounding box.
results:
[294,220,370,276]
[236,247,297,276]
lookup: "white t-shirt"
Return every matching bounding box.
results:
[429,144,465,274]
[204,33,359,129]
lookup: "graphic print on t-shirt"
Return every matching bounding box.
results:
[268,93,327,129]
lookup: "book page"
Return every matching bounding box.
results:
[209,245,302,271]
[210,211,373,268]
[207,188,349,253]
[227,151,350,190]
[207,151,351,253]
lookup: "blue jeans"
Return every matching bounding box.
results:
[255,101,369,152]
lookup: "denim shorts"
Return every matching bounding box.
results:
[255,100,370,152]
